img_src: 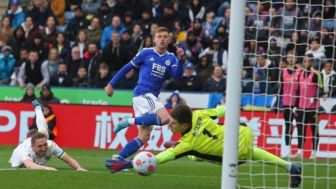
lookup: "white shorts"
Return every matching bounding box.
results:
[133,93,164,117]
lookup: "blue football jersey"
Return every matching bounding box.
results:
[131,48,182,97]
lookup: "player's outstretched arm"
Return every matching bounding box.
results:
[60,152,87,171]
[171,48,186,81]
[105,63,135,97]
[23,159,57,171]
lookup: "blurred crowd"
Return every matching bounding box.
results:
[0,0,334,98]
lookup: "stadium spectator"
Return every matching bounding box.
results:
[51,32,70,61]
[8,27,28,60]
[9,100,87,171]
[101,32,128,75]
[96,2,114,28]
[295,54,323,159]
[187,0,206,24]
[6,0,26,30]
[0,16,14,43]
[219,8,230,35]
[81,0,101,15]
[84,16,102,46]
[49,0,65,26]
[100,15,126,48]
[198,38,228,69]
[91,62,110,88]
[305,37,326,70]
[20,16,40,42]
[40,16,58,46]
[74,30,88,58]
[113,69,138,90]
[172,20,187,44]
[166,63,202,92]
[84,42,101,81]
[203,65,226,93]
[178,31,203,64]
[20,82,36,102]
[27,32,48,60]
[123,0,145,21]
[66,46,84,78]
[44,47,61,78]
[130,23,144,51]
[202,11,219,41]
[243,69,266,94]
[106,104,302,188]
[72,65,90,88]
[286,31,307,60]
[195,55,212,82]
[50,62,72,87]
[321,60,336,98]
[271,0,302,39]
[267,36,281,66]
[165,90,185,109]
[65,6,87,42]
[0,46,16,84]
[26,0,55,27]
[29,104,57,140]
[157,4,177,30]
[38,84,60,104]
[187,19,204,43]
[138,9,153,36]
[18,50,49,89]
[254,52,278,94]
[278,51,302,157]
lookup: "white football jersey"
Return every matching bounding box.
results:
[9,138,64,168]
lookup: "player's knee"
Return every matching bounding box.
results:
[138,133,151,142]
[160,114,170,125]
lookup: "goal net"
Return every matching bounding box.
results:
[232,0,336,188]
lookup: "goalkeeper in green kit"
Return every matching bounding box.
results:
[106,104,301,188]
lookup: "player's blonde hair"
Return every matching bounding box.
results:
[154,27,170,35]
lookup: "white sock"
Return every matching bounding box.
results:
[127,118,135,125]
[35,106,49,139]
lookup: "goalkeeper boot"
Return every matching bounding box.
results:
[105,158,132,173]
[113,115,131,133]
[32,99,41,108]
[290,164,302,188]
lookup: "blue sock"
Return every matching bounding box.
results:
[135,113,162,126]
[118,137,144,158]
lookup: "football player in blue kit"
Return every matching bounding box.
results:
[104,27,185,171]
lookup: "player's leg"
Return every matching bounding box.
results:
[252,148,302,188]
[32,99,49,139]
[295,109,304,157]
[283,106,293,157]
[114,94,169,133]
[117,126,152,159]
[308,111,319,158]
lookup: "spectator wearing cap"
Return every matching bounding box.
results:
[165,90,186,109]
[17,50,50,89]
[198,38,228,70]
[6,0,25,30]
[26,0,55,27]
[84,16,102,46]
[0,46,16,84]
[50,0,65,26]
[165,63,202,92]
[178,31,203,64]
[267,36,281,66]
[38,84,60,104]
[20,83,36,102]
[0,16,13,43]
[100,15,126,48]
[81,0,101,15]
[203,65,226,93]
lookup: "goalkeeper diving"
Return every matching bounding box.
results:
[106,104,302,188]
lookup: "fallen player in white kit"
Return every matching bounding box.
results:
[9,100,87,171]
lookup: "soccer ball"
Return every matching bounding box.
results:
[132,151,157,176]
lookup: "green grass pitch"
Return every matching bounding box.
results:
[0,146,335,189]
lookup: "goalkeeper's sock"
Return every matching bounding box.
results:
[118,137,144,159]
[135,113,162,126]
[252,148,291,171]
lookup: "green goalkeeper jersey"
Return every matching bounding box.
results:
[156,106,254,164]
